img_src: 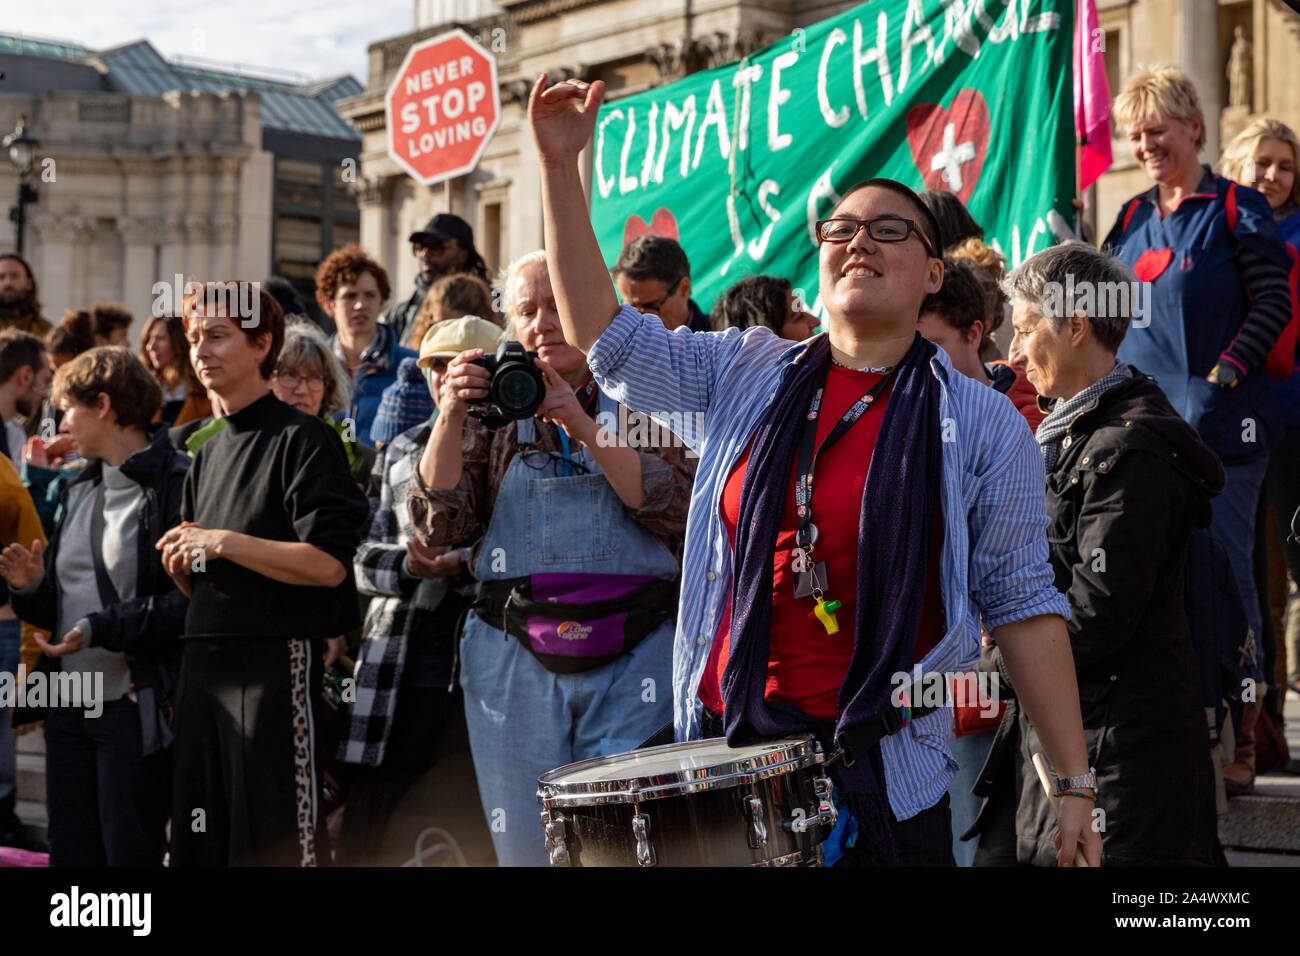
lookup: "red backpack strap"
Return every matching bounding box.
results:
[1120,197,1141,233]
[1266,240,1300,381]
[1225,181,1238,231]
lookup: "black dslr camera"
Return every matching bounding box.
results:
[468,341,547,426]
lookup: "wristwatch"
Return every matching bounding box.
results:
[1055,768,1097,793]
[1208,362,1239,388]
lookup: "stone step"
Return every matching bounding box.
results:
[1217,694,1300,854]
[15,751,44,805]
[15,726,45,755]
[1225,848,1300,866]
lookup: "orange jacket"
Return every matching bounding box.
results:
[0,454,50,672]
[988,360,1046,432]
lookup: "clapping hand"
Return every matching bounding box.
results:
[0,540,44,591]
[406,538,460,579]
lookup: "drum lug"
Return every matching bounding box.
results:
[541,809,570,867]
[812,775,838,829]
[632,813,657,867]
[744,794,768,848]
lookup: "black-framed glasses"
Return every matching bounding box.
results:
[412,238,447,255]
[815,216,937,257]
[628,277,683,315]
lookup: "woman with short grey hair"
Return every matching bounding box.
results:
[272,320,374,488]
[971,241,1227,865]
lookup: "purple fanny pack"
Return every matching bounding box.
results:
[477,573,678,674]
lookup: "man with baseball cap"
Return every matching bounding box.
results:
[337,314,502,866]
[383,215,492,346]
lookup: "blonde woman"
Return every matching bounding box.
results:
[404,273,498,351]
[1104,68,1293,703]
[1220,117,1300,778]
[408,250,693,866]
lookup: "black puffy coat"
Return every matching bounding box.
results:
[974,371,1226,866]
[11,424,190,720]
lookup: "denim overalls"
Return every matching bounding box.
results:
[459,393,678,866]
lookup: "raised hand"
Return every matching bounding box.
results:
[528,74,606,165]
[0,539,44,591]
[22,436,48,469]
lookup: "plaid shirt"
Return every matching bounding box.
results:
[407,398,695,564]
[340,418,467,766]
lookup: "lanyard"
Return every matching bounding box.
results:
[576,372,600,417]
[554,373,600,478]
[794,362,896,549]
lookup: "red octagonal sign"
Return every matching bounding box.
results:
[386,29,501,186]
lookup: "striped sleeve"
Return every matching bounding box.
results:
[587,305,790,451]
[1222,246,1293,374]
[967,397,1072,631]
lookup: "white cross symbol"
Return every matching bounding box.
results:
[930,121,976,192]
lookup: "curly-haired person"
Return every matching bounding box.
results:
[315,245,416,447]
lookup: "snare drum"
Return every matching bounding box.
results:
[537,736,836,867]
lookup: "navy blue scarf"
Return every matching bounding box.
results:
[721,331,942,865]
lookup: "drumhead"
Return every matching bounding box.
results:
[538,735,824,806]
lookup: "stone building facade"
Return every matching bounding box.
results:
[0,35,362,342]
[339,0,1300,303]
[1090,0,1300,238]
[0,87,270,337]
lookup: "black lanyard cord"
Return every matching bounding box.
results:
[793,362,896,549]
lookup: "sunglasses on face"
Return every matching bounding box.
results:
[815,216,937,257]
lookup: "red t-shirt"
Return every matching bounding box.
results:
[699,365,947,722]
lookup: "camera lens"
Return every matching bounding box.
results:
[494,364,544,416]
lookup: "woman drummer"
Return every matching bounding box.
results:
[526,74,1102,867]
[407,250,694,867]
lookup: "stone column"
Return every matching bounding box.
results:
[117,215,161,335]
[29,214,92,322]
[357,175,390,277]
[184,213,215,282]
[156,215,187,294]
[212,158,242,279]
[211,217,238,280]
[1175,0,1221,163]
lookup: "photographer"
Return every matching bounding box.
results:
[407,250,694,866]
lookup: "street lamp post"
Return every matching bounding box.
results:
[3,115,40,255]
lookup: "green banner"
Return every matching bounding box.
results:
[591,0,1077,318]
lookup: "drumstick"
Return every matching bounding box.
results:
[1032,753,1090,868]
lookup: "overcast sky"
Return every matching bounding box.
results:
[5,0,414,85]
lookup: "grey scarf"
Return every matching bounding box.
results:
[1036,361,1134,471]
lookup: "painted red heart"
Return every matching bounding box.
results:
[906,90,990,204]
[1133,247,1173,282]
[623,208,679,248]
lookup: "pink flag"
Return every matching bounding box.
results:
[1074,0,1113,190]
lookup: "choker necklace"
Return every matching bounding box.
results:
[831,357,895,373]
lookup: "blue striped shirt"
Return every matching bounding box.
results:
[587,305,1071,820]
